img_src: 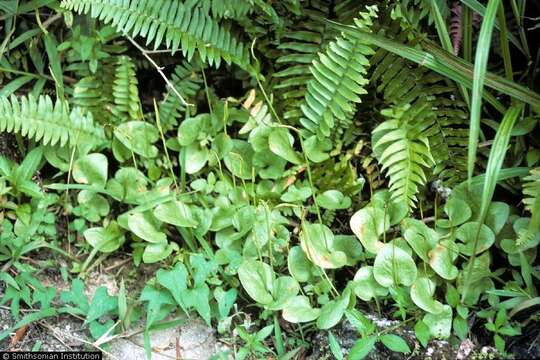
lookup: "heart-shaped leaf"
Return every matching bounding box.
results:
[269,276,300,310]
[316,289,351,329]
[423,305,452,339]
[401,218,438,262]
[410,277,444,314]
[177,114,207,146]
[84,222,125,253]
[352,266,388,301]
[300,223,347,269]
[317,190,352,210]
[142,242,176,263]
[73,153,108,188]
[238,259,274,305]
[127,211,166,244]
[428,241,459,280]
[282,296,320,323]
[181,143,208,174]
[114,121,159,158]
[437,198,472,228]
[268,127,302,164]
[287,246,315,282]
[456,222,495,256]
[154,200,198,227]
[373,244,417,287]
[350,206,388,253]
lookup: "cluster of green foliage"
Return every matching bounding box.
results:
[1,0,539,358]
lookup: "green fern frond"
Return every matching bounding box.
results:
[158,62,202,132]
[72,60,116,125]
[300,6,377,139]
[372,104,434,210]
[60,0,251,71]
[523,167,540,212]
[0,95,105,148]
[111,56,141,123]
[184,0,253,20]
[370,48,469,186]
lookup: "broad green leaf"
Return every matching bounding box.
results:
[410,277,444,314]
[156,263,189,312]
[154,200,197,227]
[238,259,274,305]
[269,276,300,310]
[304,135,331,163]
[379,334,411,354]
[300,223,347,269]
[86,287,117,323]
[72,153,108,188]
[223,140,254,180]
[332,235,363,266]
[287,246,314,282]
[456,222,495,256]
[485,202,510,234]
[350,206,388,253]
[317,190,352,210]
[177,114,207,146]
[371,191,408,225]
[182,143,208,174]
[127,211,167,244]
[402,218,438,262]
[423,305,453,339]
[83,222,125,253]
[348,336,376,360]
[328,331,344,360]
[316,289,350,329]
[268,127,302,164]
[437,198,472,227]
[282,296,320,323]
[352,266,388,301]
[114,121,159,158]
[373,244,417,287]
[13,146,43,183]
[414,320,430,347]
[428,241,459,280]
[142,242,176,263]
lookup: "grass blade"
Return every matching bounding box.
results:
[467,0,501,187]
[461,105,521,302]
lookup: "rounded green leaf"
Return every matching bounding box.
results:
[350,206,388,253]
[182,143,208,174]
[238,259,274,305]
[177,114,207,146]
[142,242,176,263]
[410,277,444,314]
[373,244,417,287]
[441,198,472,227]
[402,218,438,262]
[316,290,350,329]
[456,222,495,256]
[428,241,459,280]
[352,266,388,301]
[300,223,347,269]
[127,211,166,244]
[268,127,302,164]
[72,153,108,187]
[423,305,453,339]
[269,276,300,310]
[287,246,314,282]
[485,202,509,234]
[114,121,159,158]
[316,190,352,210]
[84,222,125,253]
[223,140,254,180]
[154,200,198,227]
[379,334,411,354]
[282,296,320,323]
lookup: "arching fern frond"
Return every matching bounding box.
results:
[111,55,141,123]
[0,95,105,148]
[158,62,202,132]
[372,104,434,210]
[523,167,540,212]
[60,0,251,71]
[184,0,254,20]
[300,5,377,139]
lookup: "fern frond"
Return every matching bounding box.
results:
[60,0,251,71]
[372,104,434,210]
[184,0,253,20]
[158,62,202,132]
[523,167,540,212]
[0,95,105,148]
[300,6,377,139]
[370,47,469,186]
[111,55,141,123]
